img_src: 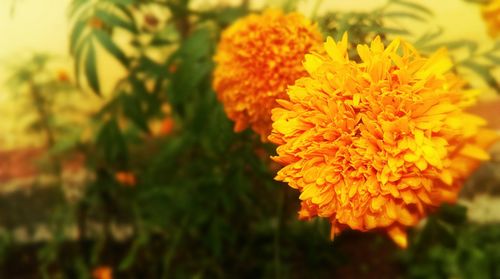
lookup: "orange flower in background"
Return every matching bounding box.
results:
[92,266,112,279]
[269,33,498,248]
[57,69,70,82]
[482,0,500,38]
[115,171,136,187]
[149,117,174,136]
[89,17,104,29]
[159,117,174,135]
[213,9,323,141]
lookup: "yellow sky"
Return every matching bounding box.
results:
[0,0,498,149]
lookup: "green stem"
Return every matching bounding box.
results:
[274,185,286,279]
[29,80,61,176]
[310,0,323,20]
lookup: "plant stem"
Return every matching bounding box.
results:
[274,185,286,279]
[29,80,61,175]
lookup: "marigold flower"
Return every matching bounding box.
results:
[482,0,500,38]
[115,171,136,187]
[269,33,498,248]
[92,266,112,279]
[213,9,323,140]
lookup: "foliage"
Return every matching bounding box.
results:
[399,204,500,279]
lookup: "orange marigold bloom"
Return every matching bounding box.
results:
[92,266,112,279]
[213,9,323,140]
[115,171,136,187]
[269,34,498,248]
[482,0,500,38]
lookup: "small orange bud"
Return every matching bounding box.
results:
[57,70,70,82]
[92,266,113,279]
[115,171,136,187]
[168,63,178,74]
[89,17,104,29]
[159,118,174,136]
[149,117,174,137]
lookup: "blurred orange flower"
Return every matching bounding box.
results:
[482,0,500,37]
[168,63,178,74]
[92,266,112,279]
[115,171,136,187]
[57,69,70,82]
[89,17,104,29]
[269,33,498,248]
[149,117,174,136]
[213,9,323,141]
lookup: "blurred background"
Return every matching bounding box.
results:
[0,0,499,278]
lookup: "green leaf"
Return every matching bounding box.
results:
[217,7,247,25]
[362,25,410,35]
[85,41,101,94]
[95,9,137,33]
[74,37,89,86]
[121,93,150,133]
[70,20,87,53]
[180,28,212,59]
[96,118,128,166]
[444,40,478,53]
[150,25,179,47]
[437,204,467,225]
[94,29,129,66]
[461,61,500,91]
[49,128,82,155]
[392,0,433,16]
[113,3,135,22]
[485,54,500,64]
[118,231,148,271]
[68,0,90,18]
[136,56,166,78]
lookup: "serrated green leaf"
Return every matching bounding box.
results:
[85,41,100,94]
[95,9,137,33]
[94,29,129,66]
[283,0,300,12]
[392,0,433,16]
[413,28,443,50]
